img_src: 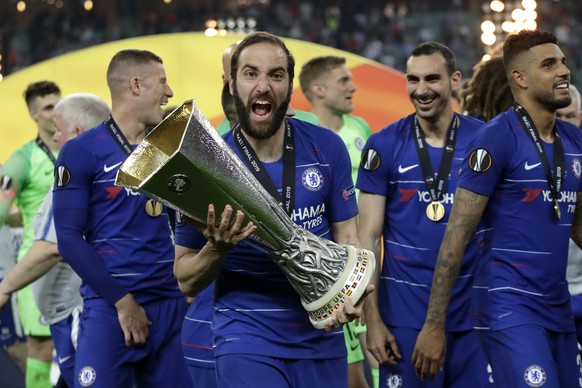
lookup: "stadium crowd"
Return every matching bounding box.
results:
[0,0,581,81]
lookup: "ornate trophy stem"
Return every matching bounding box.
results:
[115,100,375,329]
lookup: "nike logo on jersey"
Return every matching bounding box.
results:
[103,162,123,173]
[58,355,72,364]
[524,161,542,170]
[398,164,419,173]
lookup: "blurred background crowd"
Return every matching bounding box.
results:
[0,0,581,82]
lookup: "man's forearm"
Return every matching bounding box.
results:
[0,240,60,295]
[174,242,226,297]
[425,188,488,326]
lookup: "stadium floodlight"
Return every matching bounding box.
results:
[481,20,496,34]
[481,32,497,46]
[502,20,516,33]
[490,0,505,12]
[522,0,537,10]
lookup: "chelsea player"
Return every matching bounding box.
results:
[413,30,582,387]
[174,31,373,388]
[53,49,190,387]
[357,42,489,387]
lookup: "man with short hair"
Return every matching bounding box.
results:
[53,49,190,387]
[358,42,489,387]
[0,80,61,388]
[174,31,372,388]
[0,93,110,387]
[299,56,371,186]
[413,30,582,387]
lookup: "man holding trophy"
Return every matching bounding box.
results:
[167,32,374,387]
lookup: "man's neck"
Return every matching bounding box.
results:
[37,129,58,152]
[243,124,286,163]
[516,99,556,142]
[312,106,344,132]
[416,108,455,148]
[111,110,147,144]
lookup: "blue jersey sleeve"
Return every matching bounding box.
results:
[356,128,393,196]
[458,117,512,197]
[174,218,207,249]
[326,133,358,223]
[53,138,127,305]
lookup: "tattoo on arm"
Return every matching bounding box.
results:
[425,188,488,326]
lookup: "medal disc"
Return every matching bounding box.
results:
[145,199,163,217]
[426,201,445,222]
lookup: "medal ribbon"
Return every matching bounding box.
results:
[105,116,133,156]
[35,137,57,165]
[513,103,564,219]
[412,114,459,206]
[233,120,296,217]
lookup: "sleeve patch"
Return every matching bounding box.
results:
[468,148,492,173]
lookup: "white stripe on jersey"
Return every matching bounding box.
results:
[184,356,215,364]
[184,316,211,324]
[505,178,548,183]
[492,247,552,255]
[386,239,431,251]
[297,162,323,168]
[110,273,144,277]
[382,276,428,288]
[89,237,140,242]
[389,180,425,184]
[488,286,545,296]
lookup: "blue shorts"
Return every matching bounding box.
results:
[215,354,347,388]
[50,307,81,388]
[571,294,582,345]
[479,325,581,388]
[0,289,25,347]
[381,326,491,388]
[186,366,216,388]
[74,297,190,388]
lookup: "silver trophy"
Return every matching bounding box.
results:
[115,100,374,329]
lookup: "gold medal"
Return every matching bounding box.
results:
[554,200,561,220]
[145,199,163,217]
[426,201,445,222]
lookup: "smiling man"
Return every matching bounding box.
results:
[357,42,490,388]
[299,56,371,187]
[52,49,190,387]
[413,30,582,387]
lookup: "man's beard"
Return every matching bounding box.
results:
[545,95,572,112]
[233,86,291,140]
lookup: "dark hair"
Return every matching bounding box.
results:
[106,49,163,86]
[502,30,558,75]
[299,56,346,101]
[230,31,295,88]
[460,55,513,121]
[23,81,61,107]
[221,82,238,125]
[409,42,457,76]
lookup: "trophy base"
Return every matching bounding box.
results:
[302,245,375,329]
